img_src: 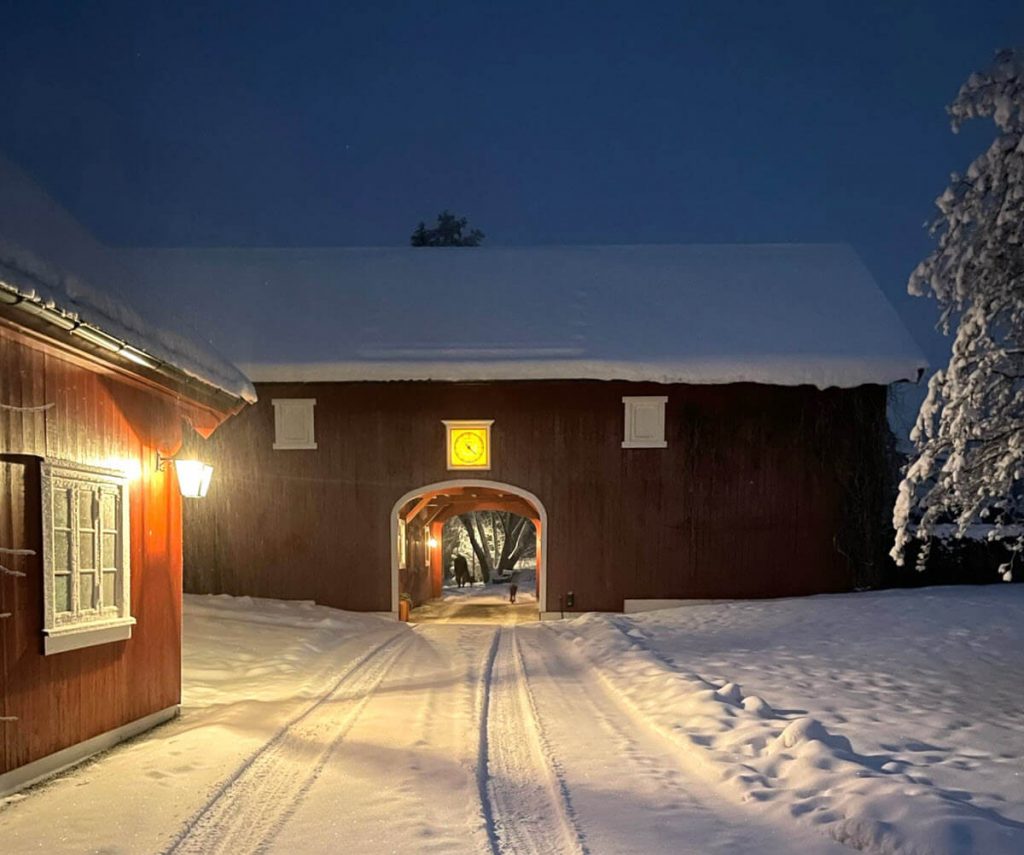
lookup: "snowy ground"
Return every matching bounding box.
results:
[551,586,1024,854]
[1,587,1021,853]
[441,569,538,604]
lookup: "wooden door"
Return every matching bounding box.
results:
[0,456,42,775]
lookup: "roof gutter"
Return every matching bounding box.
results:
[0,282,246,413]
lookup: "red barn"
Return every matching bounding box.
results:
[122,244,927,618]
[0,157,253,795]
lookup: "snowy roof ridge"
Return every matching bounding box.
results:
[0,154,255,403]
[122,243,927,390]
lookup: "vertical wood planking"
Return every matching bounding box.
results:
[0,324,200,775]
[185,379,887,613]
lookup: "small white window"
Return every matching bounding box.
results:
[40,460,135,655]
[272,399,317,450]
[622,396,668,448]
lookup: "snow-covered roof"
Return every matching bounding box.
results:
[0,155,255,404]
[122,244,926,389]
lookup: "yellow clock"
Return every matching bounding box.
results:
[443,420,493,470]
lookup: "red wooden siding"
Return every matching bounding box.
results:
[184,379,888,614]
[0,322,209,775]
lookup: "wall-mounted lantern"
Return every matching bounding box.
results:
[158,454,214,498]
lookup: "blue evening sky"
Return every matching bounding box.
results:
[3,0,1023,412]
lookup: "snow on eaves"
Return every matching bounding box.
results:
[122,244,928,390]
[0,155,255,404]
[242,356,922,389]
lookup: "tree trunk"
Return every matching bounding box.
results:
[459,513,494,582]
[497,515,530,572]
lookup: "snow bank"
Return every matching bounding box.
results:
[0,594,405,853]
[122,244,927,390]
[551,587,1024,854]
[0,155,255,403]
[182,593,399,714]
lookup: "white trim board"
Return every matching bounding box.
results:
[0,705,179,798]
[43,618,135,655]
[623,598,728,613]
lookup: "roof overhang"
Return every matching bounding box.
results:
[0,285,248,422]
[241,355,929,390]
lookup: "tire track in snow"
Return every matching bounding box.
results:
[475,627,502,854]
[481,627,587,855]
[163,631,411,855]
[515,628,848,855]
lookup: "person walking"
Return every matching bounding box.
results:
[453,553,470,588]
[508,568,522,604]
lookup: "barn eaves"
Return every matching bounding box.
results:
[0,279,249,416]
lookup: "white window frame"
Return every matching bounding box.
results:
[272,398,318,450]
[621,396,668,449]
[40,460,135,655]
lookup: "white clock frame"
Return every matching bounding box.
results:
[442,420,494,470]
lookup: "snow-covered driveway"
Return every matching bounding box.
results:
[1,588,1021,854]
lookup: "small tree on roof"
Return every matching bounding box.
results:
[410,211,485,247]
[892,48,1024,577]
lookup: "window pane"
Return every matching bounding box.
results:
[54,488,71,529]
[55,531,72,572]
[101,492,116,530]
[80,573,96,610]
[102,533,118,569]
[78,489,95,528]
[79,532,96,570]
[54,574,71,613]
[102,571,117,608]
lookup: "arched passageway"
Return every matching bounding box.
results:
[390,480,548,622]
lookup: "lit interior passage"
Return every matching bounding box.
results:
[395,484,542,624]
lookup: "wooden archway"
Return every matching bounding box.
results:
[390,479,548,615]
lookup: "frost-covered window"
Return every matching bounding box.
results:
[272,398,317,450]
[41,461,134,655]
[622,396,668,448]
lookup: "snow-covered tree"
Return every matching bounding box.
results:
[442,512,535,583]
[892,49,1024,577]
[410,211,484,246]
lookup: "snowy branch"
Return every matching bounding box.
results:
[894,48,1024,568]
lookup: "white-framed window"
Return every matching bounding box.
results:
[40,460,135,655]
[622,396,668,448]
[272,398,317,450]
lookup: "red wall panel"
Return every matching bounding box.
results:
[184,379,889,614]
[1,324,193,775]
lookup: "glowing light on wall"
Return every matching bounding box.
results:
[173,460,214,498]
[158,454,214,498]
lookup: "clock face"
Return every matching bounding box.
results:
[445,423,492,469]
[454,432,485,463]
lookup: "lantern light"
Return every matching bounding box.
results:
[158,454,214,498]
[427,537,439,549]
